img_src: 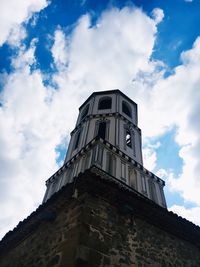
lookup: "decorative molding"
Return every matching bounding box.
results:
[45,137,165,187]
[71,112,141,135]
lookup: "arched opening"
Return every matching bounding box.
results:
[125,129,132,148]
[98,97,112,110]
[97,121,107,139]
[122,101,132,118]
[74,130,81,150]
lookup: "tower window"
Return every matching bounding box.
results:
[122,101,132,118]
[98,97,112,110]
[74,131,81,150]
[126,129,132,148]
[80,104,89,120]
[97,121,107,139]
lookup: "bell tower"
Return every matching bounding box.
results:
[43,90,166,208]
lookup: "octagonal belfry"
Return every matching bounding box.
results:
[43,89,166,208]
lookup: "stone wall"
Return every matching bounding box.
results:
[0,196,82,267]
[76,193,200,267]
[0,169,200,267]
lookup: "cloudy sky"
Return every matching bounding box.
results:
[1,0,200,239]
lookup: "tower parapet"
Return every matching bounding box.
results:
[43,90,166,208]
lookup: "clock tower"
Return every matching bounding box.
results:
[43,90,166,208]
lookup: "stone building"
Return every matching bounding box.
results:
[0,90,200,267]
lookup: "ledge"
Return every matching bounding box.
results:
[71,112,141,135]
[46,136,165,186]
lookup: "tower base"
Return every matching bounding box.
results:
[0,168,200,267]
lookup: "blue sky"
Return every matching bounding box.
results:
[1,0,200,238]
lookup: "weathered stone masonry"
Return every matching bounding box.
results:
[0,168,200,267]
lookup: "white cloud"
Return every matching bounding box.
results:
[139,37,200,224]
[0,51,56,237]
[143,147,157,171]
[0,0,49,46]
[63,7,160,92]
[126,36,200,222]
[0,41,81,239]
[0,6,162,238]
[51,29,69,70]
[142,38,200,207]
[156,168,168,179]
[151,8,164,24]
[7,25,27,47]
[1,3,200,238]
[143,142,160,171]
[11,39,38,69]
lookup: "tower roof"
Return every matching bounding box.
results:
[79,89,137,110]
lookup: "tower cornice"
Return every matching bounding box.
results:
[70,112,141,136]
[79,89,138,110]
[45,136,165,187]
